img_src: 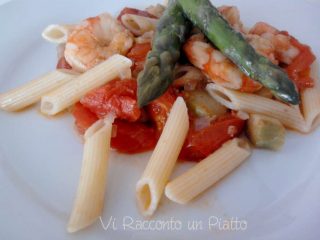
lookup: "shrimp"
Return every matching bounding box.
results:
[218,6,246,33]
[250,22,278,36]
[246,34,278,64]
[216,8,296,65]
[249,22,300,65]
[64,13,134,72]
[183,34,262,92]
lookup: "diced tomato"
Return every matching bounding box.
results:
[179,114,245,161]
[292,67,314,89]
[286,48,315,90]
[280,31,316,90]
[131,61,146,78]
[240,76,262,93]
[287,38,316,73]
[81,78,141,121]
[72,102,98,135]
[147,88,177,132]
[127,43,152,77]
[72,103,157,153]
[117,7,157,22]
[127,43,152,62]
[111,120,158,154]
[56,57,72,70]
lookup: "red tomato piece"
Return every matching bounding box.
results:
[81,79,141,122]
[72,102,98,135]
[127,43,152,62]
[127,43,152,77]
[111,120,158,154]
[147,88,177,132]
[117,7,157,22]
[56,57,72,70]
[280,31,316,90]
[179,114,245,162]
[294,67,314,88]
[240,76,262,93]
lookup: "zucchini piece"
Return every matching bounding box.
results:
[247,114,285,150]
[184,90,227,117]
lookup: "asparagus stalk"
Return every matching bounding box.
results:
[137,0,190,107]
[178,0,300,105]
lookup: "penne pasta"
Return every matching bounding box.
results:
[120,14,158,36]
[57,44,67,59]
[0,70,77,112]
[41,54,132,116]
[206,83,307,132]
[136,97,189,216]
[146,4,166,18]
[67,116,114,233]
[301,64,320,132]
[42,24,75,44]
[165,138,251,204]
[135,31,154,44]
[173,65,206,89]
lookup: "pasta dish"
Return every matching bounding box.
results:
[0,0,319,233]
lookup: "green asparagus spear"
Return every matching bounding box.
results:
[178,0,300,105]
[137,0,191,107]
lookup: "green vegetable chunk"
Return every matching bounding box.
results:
[247,114,285,150]
[178,0,299,105]
[137,0,191,107]
[184,90,226,117]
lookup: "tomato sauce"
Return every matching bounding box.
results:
[81,78,141,122]
[179,114,245,161]
[127,42,152,78]
[280,31,316,91]
[147,87,177,132]
[111,120,158,153]
[56,57,72,70]
[72,78,245,161]
[72,102,98,135]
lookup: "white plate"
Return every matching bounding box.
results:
[0,0,319,239]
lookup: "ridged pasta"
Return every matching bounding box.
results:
[120,14,158,36]
[165,138,251,204]
[0,70,76,111]
[136,97,189,216]
[146,4,166,18]
[42,24,75,44]
[135,31,154,44]
[67,117,114,233]
[206,83,307,132]
[301,63,320,132]
[41,54,132,116]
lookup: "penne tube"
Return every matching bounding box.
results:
[0,70,77,112]
[301,64,320,132]
[145,4,166,18]
[120,14,158,36]
[41,54,132,116]
[136,97,189,216]
[67,116,114,233]
[206,83,307,132]
[135,31,154,44]
[42,24,75,44]
[165,138,251,204]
